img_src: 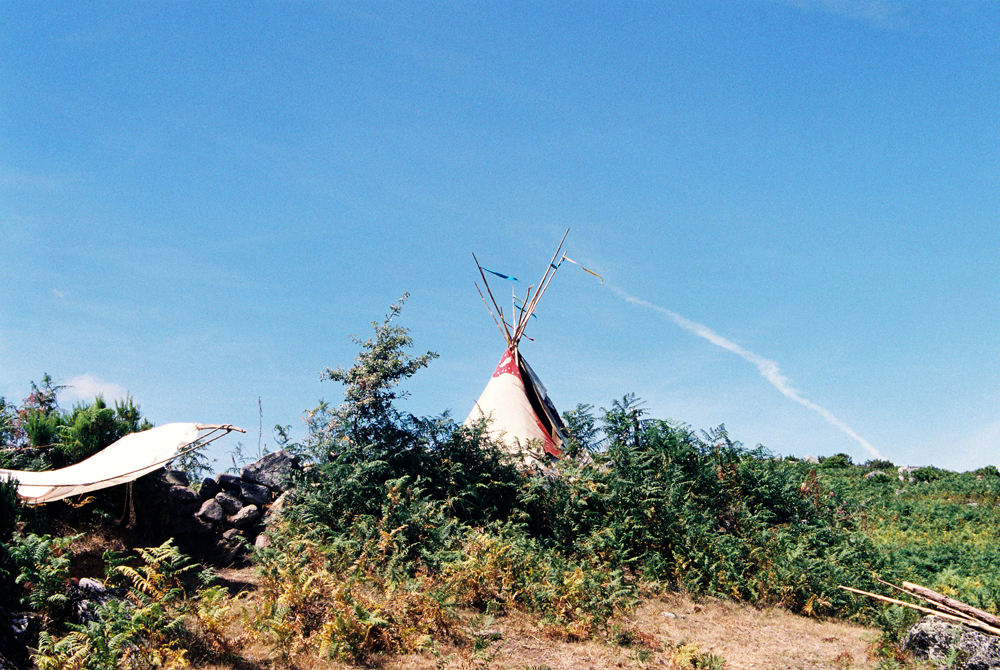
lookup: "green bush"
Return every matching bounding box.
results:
[33,539,211,670]
[8,533,80,624]
[912,466,943,483]
[819,453,853,469]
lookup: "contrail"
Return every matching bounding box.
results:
[611,286,881,459]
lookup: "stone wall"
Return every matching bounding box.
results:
[162,450,301,564]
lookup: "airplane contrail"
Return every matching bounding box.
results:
[611,286,881,459]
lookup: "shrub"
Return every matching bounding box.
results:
[972,465,1000,479]
[912,467,943,483]
[32,539,211,670]
[819,453,853,469]
[9,533,80,624]
[864,459,896,471]
[0,476,20,541]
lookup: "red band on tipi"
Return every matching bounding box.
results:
[492,349,521,378]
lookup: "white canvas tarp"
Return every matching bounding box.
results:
[0,422,202,505]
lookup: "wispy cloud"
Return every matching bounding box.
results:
[773,0,905,26]
[62,374,128,405]
[611,286,881,459]
[52,289,66,300]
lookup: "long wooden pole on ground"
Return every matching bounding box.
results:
[838,586,1000,636]
[901,582,1000,629]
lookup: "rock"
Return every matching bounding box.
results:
[215,491,243,515]
[904,616,1000,669]
[172,517,200,534]
[191,517,216,535]
[217,473,242,492]
[222,528,244,543]
[0,605,34,670]
[195,499,225,524]
[164,470,190,487]
[865,470,885,479]
[171,501,202,517]
[241,481,271,507]
[214,538,243,565]
[199,477,221,500]
[804,455,820,464]
[77,578,105,593]
[66,579,123,626]
[254,533,272,549]
[230,504,260,529]
[241,450,302,491]
[168,486,199,504]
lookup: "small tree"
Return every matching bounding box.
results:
[315,294,438,457]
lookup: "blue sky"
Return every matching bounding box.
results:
[2,1,998,471]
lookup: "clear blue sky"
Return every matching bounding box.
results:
[2,1,998,472]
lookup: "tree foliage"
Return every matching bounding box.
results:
[0,375,152,471]
[316,293,438,453]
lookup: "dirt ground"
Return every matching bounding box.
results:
[390,594,882,670]
[209,569,887,670]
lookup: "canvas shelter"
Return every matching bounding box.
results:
[463,232,577,464]
[0,423,242,505]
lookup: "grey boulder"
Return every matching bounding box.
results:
[215,491,243,515]
[195,499,225,524]
[230,505,260,529]
[199,477,221,500]
[240,481,271,507]
[905,616,1000,670]
[168,486,199,504]
[241,450,301,491]
[216,473,242,492]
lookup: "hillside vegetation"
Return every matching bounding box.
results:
[1,299,995,669]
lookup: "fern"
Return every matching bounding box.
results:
[9,533,80,623]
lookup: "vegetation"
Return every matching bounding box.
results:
[2,299,999,668]
[0,375,152,472]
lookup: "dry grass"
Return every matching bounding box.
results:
[622,593,881,670]
[191,589,891,670]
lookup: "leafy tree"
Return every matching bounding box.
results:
[316,293,438,455]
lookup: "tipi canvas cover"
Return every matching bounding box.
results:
[465,348,568,461]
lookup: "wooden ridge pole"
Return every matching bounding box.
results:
[473,252,514,348]
[475,282,510,346]
[515,228,569,342]
[876,580,968,621]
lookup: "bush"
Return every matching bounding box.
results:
[912,467,943,483]
[819,453,853,469]
[8,533,80,624]
[864,459,896,471]
[32,539,211,670]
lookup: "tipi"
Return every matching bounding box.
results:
[464,232,572,464]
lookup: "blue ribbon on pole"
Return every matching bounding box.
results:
[484,268,517,281]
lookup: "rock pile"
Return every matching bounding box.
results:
[163,450,301,564]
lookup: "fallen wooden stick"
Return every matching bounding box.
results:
[901,582,1000,630]
[877,579,969,621]
[837,586,1000,637]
